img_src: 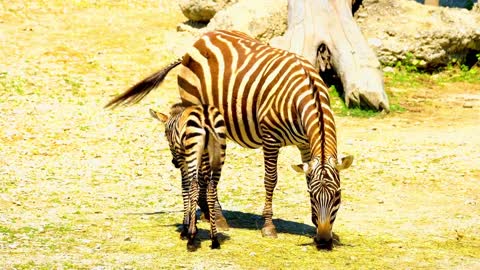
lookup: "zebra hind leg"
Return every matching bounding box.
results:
[186,178,200,251]
[207,180,220,249]
[180,165,190,240]
[200,154,229,230]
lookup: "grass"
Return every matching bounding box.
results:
[328,63,480,118]
[1,1,479,269]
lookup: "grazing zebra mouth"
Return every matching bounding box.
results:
[314,237,333,250]
[172,159,181,168]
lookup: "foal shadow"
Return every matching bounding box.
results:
[174,227,231,252]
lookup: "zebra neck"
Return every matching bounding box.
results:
[307,117,337,164]
[300,90,337,163]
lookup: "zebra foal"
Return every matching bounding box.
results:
[150,103,227,250]
[107,30,353,250]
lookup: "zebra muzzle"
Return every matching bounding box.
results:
[314,219,333,250]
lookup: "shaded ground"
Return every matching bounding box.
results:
[0,1,479,269]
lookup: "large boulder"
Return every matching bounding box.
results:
[473,3,480,13]
[179,0,480,69]
[204,0,287,42]
[355,0,480,68]
[179,0,238,22]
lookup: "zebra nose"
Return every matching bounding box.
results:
[172,159,181,168]
[315,220,333,250]
[314,236,333,250]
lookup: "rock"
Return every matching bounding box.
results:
[179,0,238,22]
[473,3,480,13]
[355,0,480,68]
[383,66,395,73]
[368,38,382,47]
[180,0,480,69]
[205,0,287,42]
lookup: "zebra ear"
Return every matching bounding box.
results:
[149,109,168,123]
[291,163,309,173]
[335,155,353,171]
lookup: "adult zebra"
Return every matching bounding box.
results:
[106,30,353,250]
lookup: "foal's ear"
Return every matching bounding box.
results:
[335,155,353,171]
[291,163,309,173]
[149,109,168,123]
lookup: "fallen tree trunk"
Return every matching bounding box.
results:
[270,0,390,111]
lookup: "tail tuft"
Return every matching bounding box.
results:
[105,59,182,109]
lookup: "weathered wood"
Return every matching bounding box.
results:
[270,0,390,111]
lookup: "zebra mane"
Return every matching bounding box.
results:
[297,56,336,163]
[169,102,188,116]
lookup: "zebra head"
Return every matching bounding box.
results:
[294,155,353,250]
[149,108,181,168]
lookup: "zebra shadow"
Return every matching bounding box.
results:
[136,209,315,236]
[222,210,344,247]
[139,209,343,248]
[222,210,315,236]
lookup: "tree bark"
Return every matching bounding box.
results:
[270,0,390,112]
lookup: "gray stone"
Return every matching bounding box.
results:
[205,0,287,42]
[179,0,238,22]
[355,0,480,68]
[180,0,480,68]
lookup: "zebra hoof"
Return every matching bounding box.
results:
[187,242,197,252]
[261,225,278,238]
[211,237,220,249]
[187,238,198,252]
[180,228,188,240]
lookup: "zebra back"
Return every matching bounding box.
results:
[178,30,337,162]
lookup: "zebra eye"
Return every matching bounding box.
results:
[335,189,341,197]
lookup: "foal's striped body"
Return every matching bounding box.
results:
[150,103,226,250]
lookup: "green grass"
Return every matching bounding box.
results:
[0,72,29,96]
[385,64,480,88]
[328,86,405,118]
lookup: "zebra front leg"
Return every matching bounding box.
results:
[261,144,280,238]
[207,180,220,249]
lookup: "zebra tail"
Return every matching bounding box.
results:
[205,126,222,171]
[104,59,182,109]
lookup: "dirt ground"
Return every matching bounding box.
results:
[0,1,479,269]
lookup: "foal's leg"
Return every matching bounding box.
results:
[200,153,229,230]
[198,153,210,220]
[187,176,199,251]
[207,179,220,249]
[179,160,189,239]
